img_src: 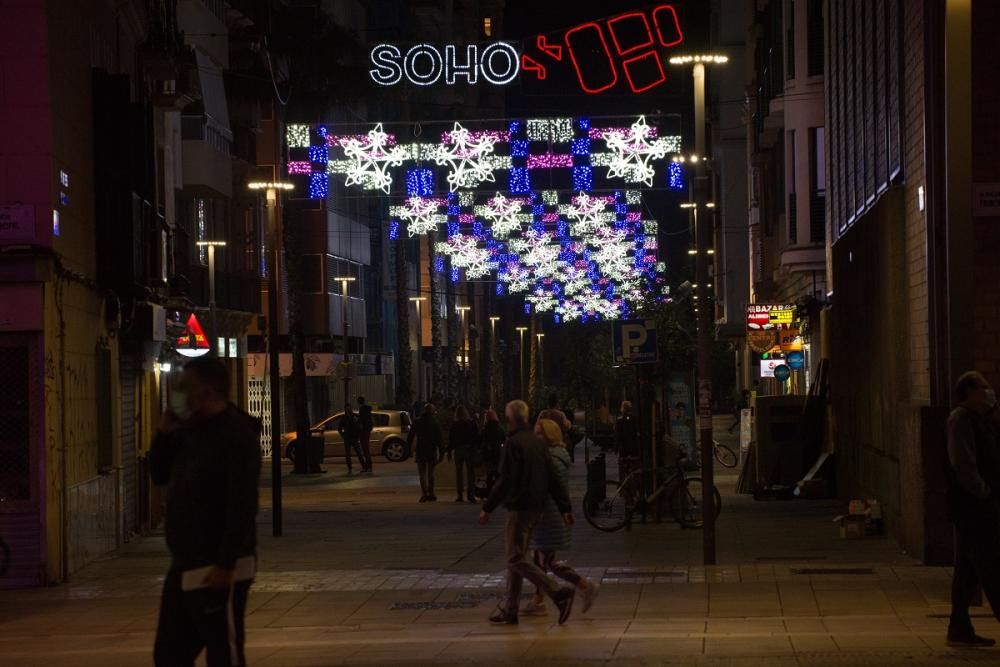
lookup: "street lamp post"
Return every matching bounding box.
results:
[248,180,294,538]
[196,240,227,357]
[336,276,357,407]
[670,53,728,566]
[536,333,545,402]
[516,326,528,400]
[410,297,427,401]
[489,316,499,407]
[456,305,471,404]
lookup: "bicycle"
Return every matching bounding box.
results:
[583,457,721,532]
[694,440,739,469]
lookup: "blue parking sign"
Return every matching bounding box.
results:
[613,319,658,365]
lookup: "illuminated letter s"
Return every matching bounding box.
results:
[370,44,402,85]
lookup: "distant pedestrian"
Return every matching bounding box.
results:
[149,358,260,667]
[409,404,444,502]
[521,418,598,618]
[540,399,573,463]
[615,400,637,458]
[728,390,749,434]
[448,406,481,503]
[481,409,505,491]
[357,396,375,474]
[338,404,364,475]
[479,400,576,625]
[946,371,1000,647]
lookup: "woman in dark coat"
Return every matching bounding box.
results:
[447,406,481,503]
[522,418,598,616]
[480,409,505,491]
[407,405,443,502]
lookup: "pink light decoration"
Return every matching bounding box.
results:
[328,134,398,147]
[626,211,642,222]
[527,153,574,169]
[441,129,510,144]
[288,161,312,174]
[541,213,559,222]
[458,213,475,224]
[589,126,658,140]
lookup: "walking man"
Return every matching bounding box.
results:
[946,371,1000,647]
[338,403,364,475]
[150,358,261,667]
[479,400,576,625]
[448,406,481,503]
[357,396,374,474]
[409,404,444,501]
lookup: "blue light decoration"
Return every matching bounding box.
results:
[510,140,529,157]
[388,220,400,240]
[434,255,445,272]
[524,302,531,314]
[509,167,530,194]
[308,173,328,199]
[447,221,459,237]
[557,219,569,239]
[496,282,505,295]
[317,125,329,138]
[570,138,590,156]
[577,117,591,131]
[554,314,561,324]
[406,168,434,196]
[309,145,328,163]
[472,220,484,238]
[450,267,460,283]
[668,161,685,190]
[572,165,593,191]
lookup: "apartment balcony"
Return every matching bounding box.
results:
[181,116,232,198]
[177,0,228,68]
[779,244,826,274]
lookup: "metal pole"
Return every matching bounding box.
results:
[415,299,423,402]
[208,244,218,357]
[342,279,351,407]
[518,328,526,399]
[693,61,716,565]
[265,189,282,537]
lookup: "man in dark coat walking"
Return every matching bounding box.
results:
[356,396,375,473]
[338,404,364,475]
[479,400,576,625]
[408,404,444,501]
[150,358,261,667]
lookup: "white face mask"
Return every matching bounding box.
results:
[169,391,192,421]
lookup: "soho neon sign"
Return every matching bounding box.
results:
[370,42,520,86]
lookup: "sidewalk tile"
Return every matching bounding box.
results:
[704,635,794,656]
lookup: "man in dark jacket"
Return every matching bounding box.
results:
[946,371,1000,647]
[479,400,576,625]
[338,404,364,475]
[408,404,444,501]
[149,357,261,667]
[356,396,375,474]
[448,406,481,503]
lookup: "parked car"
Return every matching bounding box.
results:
[281,410,412,463]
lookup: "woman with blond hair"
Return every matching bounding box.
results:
[522,418,598,616]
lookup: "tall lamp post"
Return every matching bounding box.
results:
[196,240,227,357]
[410,296,427,401]
[669,53,728,566]
[248,180,294,538]
[516,326,528,400]
[489,316,500,407]
[335,276,357,406]
[456,305,471,404]
[536,332,545,403]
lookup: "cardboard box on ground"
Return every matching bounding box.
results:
[833,499,884,539]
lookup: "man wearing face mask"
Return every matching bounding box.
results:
[150,357,261,667]
[946,371,1000,648]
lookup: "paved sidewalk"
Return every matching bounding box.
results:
[1,419,997,665]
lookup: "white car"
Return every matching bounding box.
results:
[281,410,412,463]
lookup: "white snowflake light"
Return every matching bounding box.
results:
[563,191,613,236]
[599,116,673,186]
[475,193,527,239]
[389,196,446,237]
[432,122,501,191]
[436,234,491,278]
[287,124,310,148]
[526,118,574,143]
[339,123,407,193]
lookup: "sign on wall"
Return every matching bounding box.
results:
[746,303,797,331]
[612,319,658,364]
[369,4,685,96]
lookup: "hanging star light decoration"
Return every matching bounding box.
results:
[475,193,527,239]
[339,123,407,193]
[435,234,491,279]
[389,196,446,237]
[432,122,501,191]
[563,191,613,236]
[599,116,672,187]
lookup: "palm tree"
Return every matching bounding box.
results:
[427,231,444,400]
[394,236,412,410]
[445,258,460,404]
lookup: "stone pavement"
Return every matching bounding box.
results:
[1,420,998,666]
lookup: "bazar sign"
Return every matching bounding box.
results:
[369,4,685,95]
[746,304,796,331]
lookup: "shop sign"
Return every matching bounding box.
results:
[787,350,805,370]
[176,313,210,358]
[760,357,785,378]
[779,328,803,351]
[974,182,1000,216]
[746,303,796,331]
[747,330,777,353]
[0,204,35,243]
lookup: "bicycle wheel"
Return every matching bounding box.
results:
[584,480,633,532]
[714,442,738,468]
[673,477,722,528]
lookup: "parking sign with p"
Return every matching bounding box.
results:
[613,319,658,365]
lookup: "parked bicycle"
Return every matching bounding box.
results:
[583,455,721,532]
[695,439,738,468]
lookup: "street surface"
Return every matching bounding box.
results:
[1,419,997,666]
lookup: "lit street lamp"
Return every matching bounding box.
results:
[669,51,728,566]
[247,180,294,538]
[410,296,427,401]
[195,240,227,357]
[456,305,471,403]
[336,276,357,406]
[516,326,528,400]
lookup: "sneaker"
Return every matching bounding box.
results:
[947,633,996,648]
[419,495,429,503]
[455,496,465,503]
[489,607,518,625]
[580,581,599,614]
[521,601,547,616]
[554,587,576,625]
[428,495,437,502]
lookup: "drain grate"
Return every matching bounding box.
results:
[790,567,874,575]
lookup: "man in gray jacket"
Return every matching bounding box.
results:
[479,400,575,625]
[946,371,1000,647]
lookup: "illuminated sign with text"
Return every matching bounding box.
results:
[369,4,685,96]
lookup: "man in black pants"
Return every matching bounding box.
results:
[946,371,1000,647]
[150,358,261,666]
[357,396,374,473]
[338,403,365,475]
